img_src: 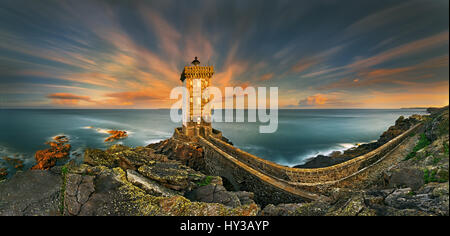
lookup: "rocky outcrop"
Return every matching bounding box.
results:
[267,107,449,216]
[137,162,202,191]
[1,107,447,216]
[0,170,62,216]
[148,138,206,171]
[425,106,449,142]
[0,168,7,181]
[296,115,422,168]
[104,130,128,142]
[64,173,96,216]
[61,145,259,216]
[1,141,260,216]
[185,184,255,208]
[126,169,177,197]
[61,166,259,216]
[31,135,71,170]
[2,156,24,170]
[386,167,424,190]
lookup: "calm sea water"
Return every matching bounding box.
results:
[0,109,427,176]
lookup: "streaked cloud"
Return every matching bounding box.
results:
[47,93,92,105]
[0,0,448,109]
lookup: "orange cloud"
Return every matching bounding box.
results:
[298,94,329,106]
[259,73,274,81]
[105,90,162,101]
[320,55,449,90]
[100,87,173,108]
[297,92,364,108]
[47,93,93,105]
[47,93,92,101]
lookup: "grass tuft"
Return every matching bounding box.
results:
[404,133,431,161]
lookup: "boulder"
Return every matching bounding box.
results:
[387,167,424,190]
[235,191,255,205]
[383,187,445,214]
[137,162,202,191]
[126,169,177,197]
[185,184,241,208]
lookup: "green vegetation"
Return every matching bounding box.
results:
[443,142,449,156]
[432,157,442,165]
[423,168,448,184]
[196,175,213,186]
[404,133,431,161]
[438,116,449,136]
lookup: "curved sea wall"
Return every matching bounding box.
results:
[204,123,422,184]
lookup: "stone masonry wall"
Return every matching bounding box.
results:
[199,137,319,204]
[205,123,421,184]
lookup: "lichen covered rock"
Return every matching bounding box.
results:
[104,130,128,142]
[32,136,71,170]
[137,162,202,191]
[61,167,259,216]
[83,148,119,168]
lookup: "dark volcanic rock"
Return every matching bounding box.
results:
[0,170,61,216]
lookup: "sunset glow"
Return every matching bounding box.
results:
[0,0,448,109]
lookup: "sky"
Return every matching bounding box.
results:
[0,0,448,109]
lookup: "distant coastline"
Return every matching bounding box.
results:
[400,107,433,110]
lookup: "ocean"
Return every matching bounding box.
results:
[0,109,427,177]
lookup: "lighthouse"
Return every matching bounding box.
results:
[179,57,214,137]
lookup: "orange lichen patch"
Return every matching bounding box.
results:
[0,168,7,179]
[31,139,71,170]
[2,156,24,170]
[104,130,128,142]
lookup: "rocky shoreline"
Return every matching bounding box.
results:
[0,106,448,216]
[295,114,425,168]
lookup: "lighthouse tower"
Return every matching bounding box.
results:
[179,57,214,137]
